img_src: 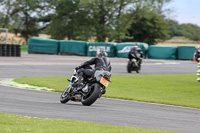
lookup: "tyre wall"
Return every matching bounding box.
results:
[60,40,87,56]
[148,46,177,60]
[116,42,148,58]
[177,46,195,60]
[28,37,59,54]
[87,42,116,57]
[0,44,21,57]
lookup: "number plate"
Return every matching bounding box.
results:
[100,77,109,87]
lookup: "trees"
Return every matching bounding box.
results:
[122,0,173,45]
[167,20,182,38]
[180,24,200,41]
[3,0,200,44]
[0,0,50,42]
[0,0,14,29]
[46,0,137,42]
[167,20,200,41]
[82,0,137,42]
[46,0,92,40]
[124,8,169,45]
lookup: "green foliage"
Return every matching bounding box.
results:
[0,113,174,133]
[46,0,139,42]
[125,8,169,45]
[21,45,27,52]
[0,0,50,42]
[167,20,182,38]
[167,20,200,41]
[180,24,200,41]
[14,74,200,108]
[4,0,200,43]
[46,0,93,40]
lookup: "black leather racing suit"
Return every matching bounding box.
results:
[195,48,200,63]
[75,56,111,86]
[128,46,143,66]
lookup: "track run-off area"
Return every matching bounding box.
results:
[0,53,200,133]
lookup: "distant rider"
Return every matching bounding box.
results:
[128,43,143,67]
[72,51,111,88]
[195,46,200,63]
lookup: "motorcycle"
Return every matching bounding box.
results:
[127,53,142,73]
[60,69,112,106]
[127,58,141,73]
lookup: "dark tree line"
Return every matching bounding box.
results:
[0,0,200,45]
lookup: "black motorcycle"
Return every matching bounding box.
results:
[127,58,141,73]
[60,69,112,106]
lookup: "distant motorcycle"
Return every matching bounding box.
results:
[60,69,112,106]
[127,58,141,73]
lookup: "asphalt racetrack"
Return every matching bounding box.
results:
[0,53,200,133]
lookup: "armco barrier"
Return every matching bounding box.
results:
[116,42,148,58]
[177,46,195,60]
[197,58,200,82]
[148,46,177,60]
[28,37,59,54]
[60,40,87,56]
[87,42,116,57]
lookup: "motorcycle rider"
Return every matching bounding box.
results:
[195,46,200,62]
[128,43,143,68]
[72,51,111,88]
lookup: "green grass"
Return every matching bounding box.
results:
[14,74,200,108]
[21,45,27,52]
[164,36,200,44]
[0,113,175,133]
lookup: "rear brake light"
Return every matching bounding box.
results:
[104,77,108,80]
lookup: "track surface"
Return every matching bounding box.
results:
[0,53,200,133]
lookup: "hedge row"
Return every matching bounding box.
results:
[28,37,196,60]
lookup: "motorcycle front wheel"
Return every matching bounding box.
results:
[60,86,71,103]
[127,61,132,73]
[81,83,101,106]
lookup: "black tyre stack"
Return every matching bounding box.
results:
[7,44,12,56]
[0,44,21,57]
[0,44,2,56]
[0,44,7,56]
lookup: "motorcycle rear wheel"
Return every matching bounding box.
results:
[127,61,132,73]
[81,83,101,106]
[60,86,71,103]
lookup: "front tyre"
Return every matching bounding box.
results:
[60,86,71,103]
[81,83,101,106]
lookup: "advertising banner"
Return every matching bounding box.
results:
[87,42,116,57]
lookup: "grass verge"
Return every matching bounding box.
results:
[0,113,175,133]
[21,45,27,52]
[14,74,200,108]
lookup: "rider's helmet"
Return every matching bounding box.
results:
[98,51,108,57]
[132,43,141,52]
[134,43,139,47]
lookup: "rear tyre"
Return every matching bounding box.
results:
[127,61,132,73]
[81,83,101,106]
[60,86,71,103]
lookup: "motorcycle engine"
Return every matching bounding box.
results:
[74,94,81,101]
